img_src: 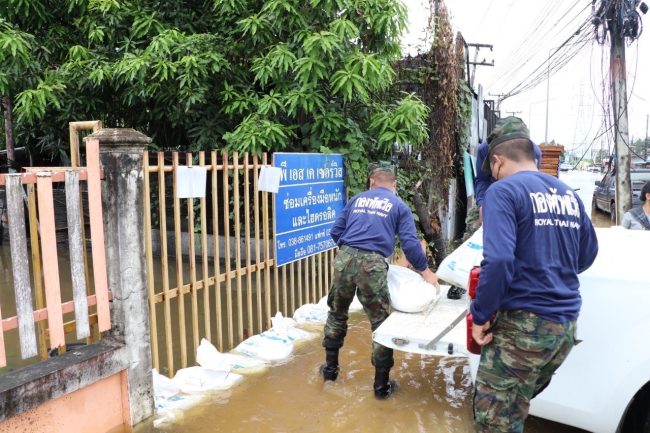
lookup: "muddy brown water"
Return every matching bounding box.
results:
[134,313,586,433]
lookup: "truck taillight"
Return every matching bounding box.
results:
[468,266,480,300]
[466,266,482,355]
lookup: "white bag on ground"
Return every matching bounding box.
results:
[152,369,204,420]
[233,312,313,362]
[196,338,268,375]
[234,331,294,362]
[387,264,441,313]
[172,366,243,393]
[293,303,329,324]
[437,227,483,289]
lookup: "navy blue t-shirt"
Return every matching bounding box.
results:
[470,171,599,325]
[330,186,428,271]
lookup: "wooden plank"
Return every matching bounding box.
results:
[0,170,91,186]
[35,173,65,350]
[324,250,330,301]
[5,175,38,359]
[253,154,262,334]
[199,152,211,342]
[233,152,243,343]
[272,193,280,316]
[262,154,272,328]
[243,153,253,336]
[26,184,48,360]
[222,151,234,348]
[186,152,200,354]
[311,255,316,305]
[318,253,323,301]
[143,155,160,371]
[65,170,91,340]
[282,265,287,317]
[172,152,188,368]
[86,138,111,332]
[0,302,6,367]
[289,262,296,315]
[297,259,303,308]
[158,152,174,376]
[2,293,110,331]
[211,151,224,351]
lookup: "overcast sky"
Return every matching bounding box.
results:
[402,0,650,158]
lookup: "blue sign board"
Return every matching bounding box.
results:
[273,153,346,267]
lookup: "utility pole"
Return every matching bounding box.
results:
[608,1,632,223]
[643,114,650,162]
[545,51,550,145]
[467,43,494,87]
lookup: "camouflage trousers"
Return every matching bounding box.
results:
[463,205,481,241]
[473,310,577,433]
[322,245,394,369]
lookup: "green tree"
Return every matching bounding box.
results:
[1,0,430,194]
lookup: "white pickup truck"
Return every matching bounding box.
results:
[374,227,650,433]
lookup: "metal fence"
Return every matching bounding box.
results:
[144,151,335,377]
[0,139,110,368]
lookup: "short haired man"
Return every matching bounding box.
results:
[474,137,542,218]
[470,117,599,432]
[621,180,650,230]
[321,162,438,399]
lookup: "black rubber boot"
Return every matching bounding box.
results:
[373,368,397,399]
[320,348,340,381]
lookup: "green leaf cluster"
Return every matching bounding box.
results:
[1,0,430,193]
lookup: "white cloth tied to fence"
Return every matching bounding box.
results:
[437,227,483,289]
[387,265,441,313]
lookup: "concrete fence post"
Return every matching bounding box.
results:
[84,128,153,424]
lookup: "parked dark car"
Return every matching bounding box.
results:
[593,169,650,221]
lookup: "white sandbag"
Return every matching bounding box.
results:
[233,331,294,362]
[152,368,180,399]
[293,303,329,324]
[387,265,441,313]
[437,227,483,289]
[196,338,268,375]
[172,366,243,394]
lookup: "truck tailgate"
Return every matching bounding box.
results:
[373,286,469,357]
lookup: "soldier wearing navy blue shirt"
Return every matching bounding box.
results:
[321,162,438,399]
[470,117,599,432]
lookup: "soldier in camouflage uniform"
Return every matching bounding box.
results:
[470,117,598,432]
[322,162,438,399]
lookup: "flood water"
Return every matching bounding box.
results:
[134,313,586,433]
[1,170,608,432]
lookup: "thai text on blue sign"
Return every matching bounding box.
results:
[273,153,346,267]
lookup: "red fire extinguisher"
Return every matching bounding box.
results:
[466,266,482,355]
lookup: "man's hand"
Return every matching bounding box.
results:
[420,268,439,286]
[472,320,493,346]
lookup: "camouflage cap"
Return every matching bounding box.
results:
[481,116,531,173]
[368,161,396,177]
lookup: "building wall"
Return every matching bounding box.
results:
[0,371,130,433]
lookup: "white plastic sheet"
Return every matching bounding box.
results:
[437,227,483,289]
[387,264,441,313]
